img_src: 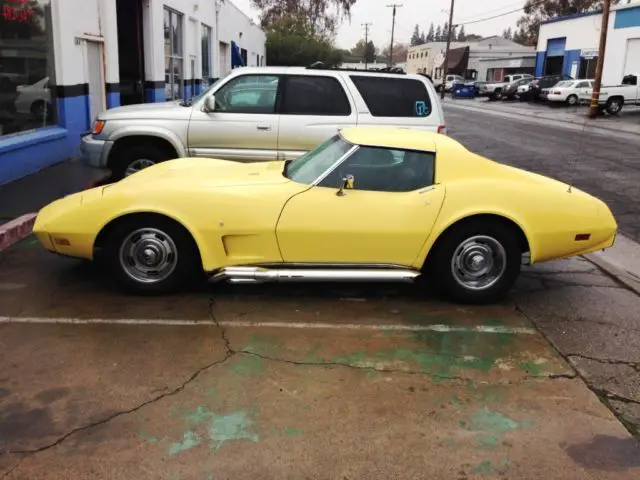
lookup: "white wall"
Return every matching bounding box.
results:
[603,22,640,84]
[51,0,119,85]
[537,15,601,52]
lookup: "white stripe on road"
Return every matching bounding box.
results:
[0,316,537,334]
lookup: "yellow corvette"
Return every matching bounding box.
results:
[33,127,617,303]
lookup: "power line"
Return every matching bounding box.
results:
[454,0,546,27]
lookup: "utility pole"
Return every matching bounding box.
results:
[386,4,402,67]
[441,0,455,99]
[362,22,372,70]
[588,0,612,118]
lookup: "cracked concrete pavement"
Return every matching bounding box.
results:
[1,238,640,478]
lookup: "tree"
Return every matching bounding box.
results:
[0,0,46,39]
[380,42,408,65]
[450,25,457,41]
[427,23,435,42]
[465,33,483,41]
[442,22,449,42]
[516,0,620,46]
[251,0,357,37]
[502,27,513,40]
[435,25,442,42]
[410,24,421,46]
[351,39,377,62]
[457,25,466,41]
[264,14,344,66]
[419,30,426,44]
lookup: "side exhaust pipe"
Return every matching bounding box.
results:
[210,266,420,284]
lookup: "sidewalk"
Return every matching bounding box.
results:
[443,97,640,138]
[0,159,110,251]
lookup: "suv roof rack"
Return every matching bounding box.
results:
[306,61,406,75]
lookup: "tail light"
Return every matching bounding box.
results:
[437,125,447,135]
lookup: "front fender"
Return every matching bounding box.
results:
[107,125,188,157]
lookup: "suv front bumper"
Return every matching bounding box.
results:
[79,134,113,168]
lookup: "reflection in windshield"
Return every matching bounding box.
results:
[286,135,354,185]
[184,72,231,105]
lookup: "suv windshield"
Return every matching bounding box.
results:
[181,71,231,106]
[285,135,354,185]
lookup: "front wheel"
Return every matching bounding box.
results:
[426,221,522,304]
[103,216,200,294]
[111,144,173,180]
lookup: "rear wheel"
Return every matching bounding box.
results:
[566,94,578,106]
[426,220,522,304]
[103,216,200,294]
[606,97,624,115]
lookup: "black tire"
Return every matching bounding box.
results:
[102,216,200,295]
[566,94,578,106]
[425,220,522,304]
[606,97,623,115]
[111,143,173,180]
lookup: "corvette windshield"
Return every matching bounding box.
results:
[286,135,354,185]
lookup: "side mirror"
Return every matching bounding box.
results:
[203,95,216,112]
[336,174,354,197]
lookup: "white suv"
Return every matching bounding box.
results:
[81,65,447,179]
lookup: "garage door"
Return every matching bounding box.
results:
[623,38,640,76]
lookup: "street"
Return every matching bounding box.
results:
[1,108,640,479]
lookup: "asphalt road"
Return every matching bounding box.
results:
[444,106,640,243]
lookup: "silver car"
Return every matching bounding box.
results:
[81,66,447,179]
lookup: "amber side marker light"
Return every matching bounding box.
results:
[575,233,591,241]
[53,237,71,246]
[92,120,106,135]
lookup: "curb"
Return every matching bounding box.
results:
[0,172,112,253]
[584,253,640,296]
[0,213,37,252]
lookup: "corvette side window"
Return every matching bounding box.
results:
[213,75,279,114]
[319,146,435,193]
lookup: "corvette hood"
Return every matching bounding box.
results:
[114,157,290,189]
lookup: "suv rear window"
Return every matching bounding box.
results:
[349,76,432,118]
[281,75,351,116]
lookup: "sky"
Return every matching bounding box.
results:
[230,0,527,50]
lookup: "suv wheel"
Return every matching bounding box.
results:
[112,144,173,180]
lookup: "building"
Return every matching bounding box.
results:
[0,0,266,185]
[535,1,640,83]
[407,37,535,81]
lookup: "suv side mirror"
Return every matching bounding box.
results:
[203,95,216,112]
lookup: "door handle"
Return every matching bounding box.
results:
[257,125,271,131]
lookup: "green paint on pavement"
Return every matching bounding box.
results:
[476,434,499,449]
[184,405,259,451]
[470,407,522,434]
[472,459,511,475]
[229,355,266,375]
[168,430,201,456]
[138,429,159,444]
[283,427,303,436]
[242,333,282,356]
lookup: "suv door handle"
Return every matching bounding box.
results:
[257,125,271,131]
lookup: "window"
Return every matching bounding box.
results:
[287,135,354,185]
[214,74,279,113]
[622,74,637,86]
[0,0,54,137]
[202,24,212,86]
[164,7,183,100]
[318,147,435,193]
[350,76,432,118]
[281,75,351,116]
[575,81,590,88]
[579,57,597,79]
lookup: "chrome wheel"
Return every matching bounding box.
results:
[125,158,156,176]
[451,235,507,291]
[119,228,178,284]
[608,100,621,113]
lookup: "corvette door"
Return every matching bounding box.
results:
[276,146,446,266]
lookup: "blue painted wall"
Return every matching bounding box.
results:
[106,92,121,109]
[144,87,166,103]
[615,6,640,29]
[184,82,193,100]
[535,52,546,77]
[563,49,581,78]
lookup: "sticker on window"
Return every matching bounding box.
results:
[414,101,429,117]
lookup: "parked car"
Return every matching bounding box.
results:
[81,66,447,179]
[433,74,465,93]
[14,76,51,120]
[484,74,534,100]
[517,79,536,99]
[528,74,573,101]
[583,74,640,115]
[546,79,594,106]
[474,81,488,97]
[502,78,535,100]
[33,126,618,304]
